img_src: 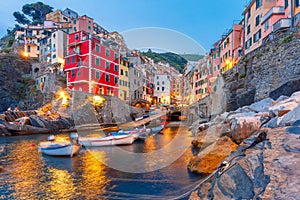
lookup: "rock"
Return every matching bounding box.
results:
[279,104,300,126]
[249,98,275,112]
[286,126,300,134]
[191,127,300,200]
[292,119,300,126]
[263,117,280,128]
[275,95,289,103]
[269,100,298,116]
[188,136,238,174]
[229,116,261,144]
[277,109,291,117]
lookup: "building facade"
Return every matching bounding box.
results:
[64,31,119,96]
[119,57,130,102]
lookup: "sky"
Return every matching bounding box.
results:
[0,0,247,54]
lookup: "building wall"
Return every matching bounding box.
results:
[64,31,119,96]
[24,27,43,58]
[244,0,277,54]
[153,74,171,104]
[119,58,130,102]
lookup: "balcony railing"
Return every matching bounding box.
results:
[261,6,285,23]
[273,18,291,32]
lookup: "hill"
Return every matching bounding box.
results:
[179,54,204,62]
[141,51,188,73]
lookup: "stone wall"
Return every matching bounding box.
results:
[224,28,300,111]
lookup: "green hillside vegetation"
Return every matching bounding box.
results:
[179,54,204,62]
[141,50,188,73]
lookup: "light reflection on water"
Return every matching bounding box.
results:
[0,126,203,199]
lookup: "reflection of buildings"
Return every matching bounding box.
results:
[64,31,119,96]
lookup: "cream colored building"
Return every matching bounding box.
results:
[24,25,44,58]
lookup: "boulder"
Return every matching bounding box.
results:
[279,104,300,126]
[188,136,238,174]
[275,95,289,103]
[229,116,261,144]
[269,100,298,116]
[249,98,275,112]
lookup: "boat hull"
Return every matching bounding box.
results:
[79,134,135,147]
[38,142,81,157]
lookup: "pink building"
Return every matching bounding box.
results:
[209,40,221,82]
[220,24,243,73]
[71,15,94,35]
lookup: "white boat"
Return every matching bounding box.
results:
[38,134,81,157]
[146,125,164,134]
[117,127,147,140]
[79,134,136,147]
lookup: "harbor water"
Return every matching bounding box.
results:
[0,126,204,200]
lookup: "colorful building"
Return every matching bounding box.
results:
[119,56,130,102]
[220,24,243,73]
[153,74,171,105]
[24,25,44,58]
[64,31,119,96]
[243,0,278,54]
[70,15,94,35]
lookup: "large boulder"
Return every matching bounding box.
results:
[188,136,238,174]
[229,116,261,144]
[249,97,275,112]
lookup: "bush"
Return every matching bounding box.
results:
[281,34,293,44]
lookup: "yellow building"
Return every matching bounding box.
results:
[119,57,130,103]
[24,25,44,58]
[294,0,300,26]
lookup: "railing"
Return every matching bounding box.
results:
[261,6,285,23]
[274,18,291,32]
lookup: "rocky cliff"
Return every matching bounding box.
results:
[224,28,300,112]
[0,54,43,112]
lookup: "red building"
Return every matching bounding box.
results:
[64,31,119,96]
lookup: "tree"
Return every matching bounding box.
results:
[13,11,30,25]
[13,2,53,25]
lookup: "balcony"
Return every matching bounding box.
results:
[273,18,291,32]
[261,6,285,24]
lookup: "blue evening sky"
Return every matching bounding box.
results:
[0,0,247,54]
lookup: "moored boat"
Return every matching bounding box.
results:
[79,133,136,147]
[38,133,81,157]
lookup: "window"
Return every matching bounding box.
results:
[114,65,118,72]
[105,74,110,82]
[75,34,79,40]
[106,49,110,57]
[285,0,289,8]
[247,8,251,19]
[73,19,76,24]
[96,57,100,66]
[72,56,75,63]
[77,68,81,76]
[157,87,160,90]
[134,79,136,84]
[157,81,160,85]
[114,53,118,60]
[245,38,253,49]
[74,27,77,32]
[114,77,118,84]
[162,81,164,85]
[121,69,124,75]
[264,21,269,31]
[53,54,56,59]
[107,88,110,95]
[125,71,128,77]
[296,0,299,7]
[256,0,262,9]
[247,25,251,35]
[96,71,100,79]
[88,26,91,30]
[27,46,31,52]
[134,70,137,75]
[71,69,75,77]
[96,44,100,52]
[213,54,216,59]
[106,61,110,69]
[255,15,260,26]
[253,29,261,43]
[156,76,159,79]
[162,87,165,91]
[67,57,70,64]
